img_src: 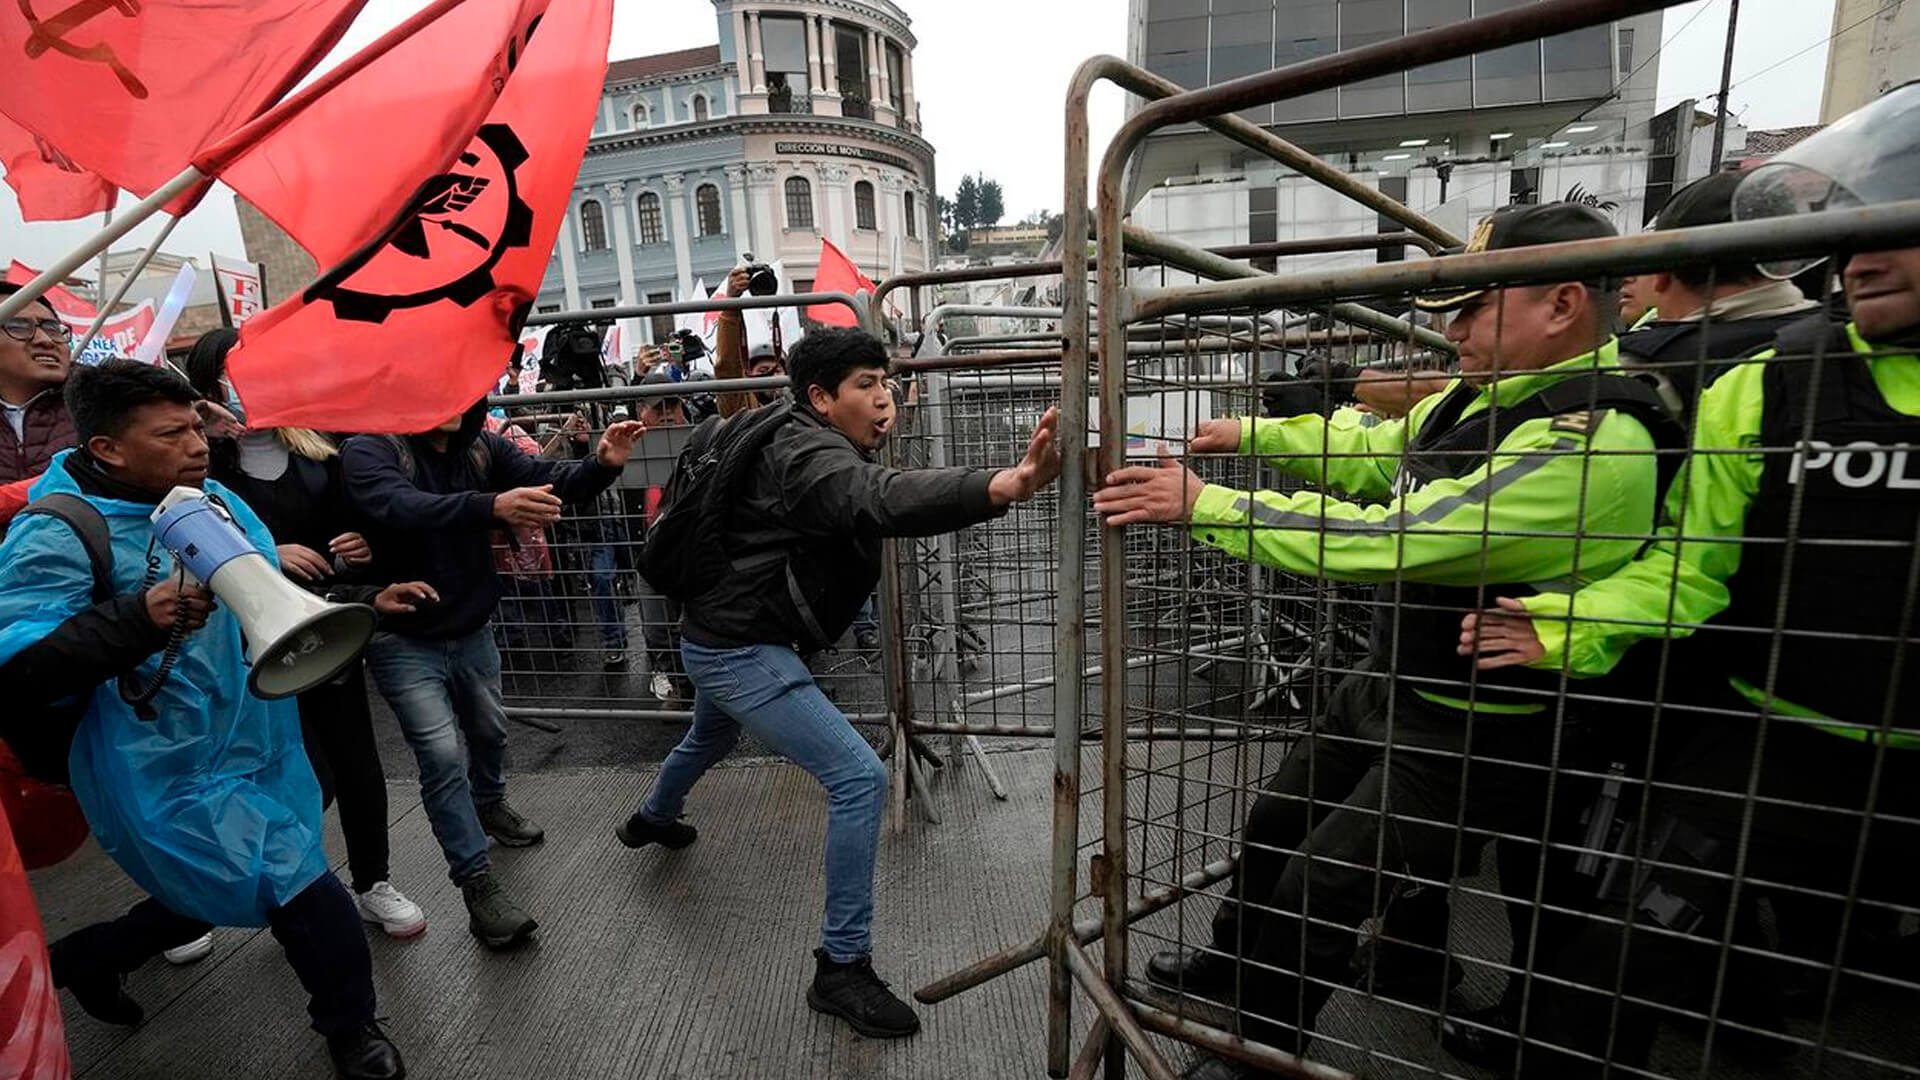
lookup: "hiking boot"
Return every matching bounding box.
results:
[356,882,427,939]
[477,799,544,847]
[614,812,698,850]
[807,949,920,1038]
[162,931,214,965]
[326,1020,406,1079]
[461,874,537,950]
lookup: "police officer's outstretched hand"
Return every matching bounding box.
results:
[1093,449,1206,527]
[1458,597,1545,669]
[988,407,1062,506]
[1188,418,1243,454]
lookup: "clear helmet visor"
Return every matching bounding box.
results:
[1733,81,1920,278]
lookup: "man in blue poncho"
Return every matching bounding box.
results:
[0,361,405,1080]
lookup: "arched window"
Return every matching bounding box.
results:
[632,101,650,129]
[579,199,607,250]
[696,183,724,237]
[904,191,918,239]
[692,94,710,122]
[636,192,664,245]
[854,180,876,231]
[785,176,814,230]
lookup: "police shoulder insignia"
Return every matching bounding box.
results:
[1549,410,1600,435]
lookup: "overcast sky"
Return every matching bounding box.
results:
[0,0,1838,276]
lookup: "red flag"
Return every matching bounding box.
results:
[225,0,613,434]
[216,0,549,269]
[7,261,96,319]
[0,114,112,221]
[0,0,368,202]
[807,239,876,328]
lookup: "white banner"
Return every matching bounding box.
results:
[210,254,266,327]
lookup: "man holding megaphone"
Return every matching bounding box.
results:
[0,360,425,1080]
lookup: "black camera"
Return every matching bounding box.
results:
[539,320,607,392]
[1262,355,1360,418]
[741,253,779,297]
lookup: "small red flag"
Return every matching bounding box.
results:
[0,115,112,221]
[224,0,613,434]
[807,239,876,328]
[0,0,367,201]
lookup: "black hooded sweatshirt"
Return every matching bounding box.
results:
[341,403,620,640]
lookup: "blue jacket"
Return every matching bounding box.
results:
[0,452,326,926]
[340,404,621,640]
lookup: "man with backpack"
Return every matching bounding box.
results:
[615,326,1061,1038]
[342,400,644,950]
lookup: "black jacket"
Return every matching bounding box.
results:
[342,404,621,640]
[682,406,1004,653]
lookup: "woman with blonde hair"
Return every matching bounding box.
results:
[185,328,426,942]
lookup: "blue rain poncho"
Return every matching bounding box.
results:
[0,452,327,926]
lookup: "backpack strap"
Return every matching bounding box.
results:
[19,493,115,604]
[1767,315,1856,428]
[1524,372,1688,494]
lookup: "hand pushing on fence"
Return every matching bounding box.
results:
[987,406,1062,506]
[1092,449,1207,526]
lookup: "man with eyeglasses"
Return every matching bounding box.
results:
[0,282,76,488]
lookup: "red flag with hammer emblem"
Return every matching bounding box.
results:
[0,113,112,220]
[0,0,368,201]
[223,0,613,434]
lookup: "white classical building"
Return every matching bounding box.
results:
[536,0,938,344]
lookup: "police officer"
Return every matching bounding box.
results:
[1458,84,1920,1077]
[1618,170,1825,414]
[1092,202,1682,1080]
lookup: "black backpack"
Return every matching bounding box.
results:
[639,401,794,603]
[7,493,115,784]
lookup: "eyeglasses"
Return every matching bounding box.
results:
[2,317,72,343]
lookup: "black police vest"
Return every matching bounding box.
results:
[1619,313,1811,410]
[1714,320,1920,724]
[1375,373,1683,709]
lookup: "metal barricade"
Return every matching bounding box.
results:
[916,5,1920,1080]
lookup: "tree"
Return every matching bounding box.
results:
[977,177,1004,229]
[954,175,980,233]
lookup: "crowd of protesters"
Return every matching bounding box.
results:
[7,81,1920,1080]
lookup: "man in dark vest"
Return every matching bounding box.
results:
[1457,84,1920,1077]
[1618,169,1823,414]
[1091,202,1682,1079]
[0,282,76,487]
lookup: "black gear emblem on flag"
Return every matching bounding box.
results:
[306,123,534,324]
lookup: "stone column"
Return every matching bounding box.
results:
[664,173,695,297]
[599,95,615,135]
[806,15,825,95]
[605,181,639,306]
[822,164,851,254]
[821,17,840,101]
[557,199,583,310]
[747,163,779,256]
[724,164,753,256]
[867,30,884,113]
[732,7,752,99]
[901,53,917,130]
[747,11,766,95]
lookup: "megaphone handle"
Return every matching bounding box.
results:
[119,553,191,719]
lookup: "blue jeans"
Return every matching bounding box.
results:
[640,641,888,961]
[589,543,628,652]
[365,627,510,884]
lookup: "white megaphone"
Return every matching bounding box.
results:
[152,487,378,700]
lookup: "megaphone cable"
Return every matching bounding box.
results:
[119,536,190,720]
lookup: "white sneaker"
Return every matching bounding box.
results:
[356,881,427,939]
[650,673,676,703]
[162,932,214,965]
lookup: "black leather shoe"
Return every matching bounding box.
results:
[1181,1053,1283,1080]
[1145,947,1240,997]
[326,1021,405,1079]
[1439,1002,1519,1077]
[807,949,920,1038]
[56,966,142,1026]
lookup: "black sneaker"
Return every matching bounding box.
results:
[461,874,537,950]
[614,812,698,850]
[807,948,920,1038]
[477,799,545,847]
[52,964,142,1026]
[326,1020,406,1079]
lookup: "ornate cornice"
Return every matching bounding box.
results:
[726,0,915,48]
[586,113,934,176]
[606,64,734,92]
